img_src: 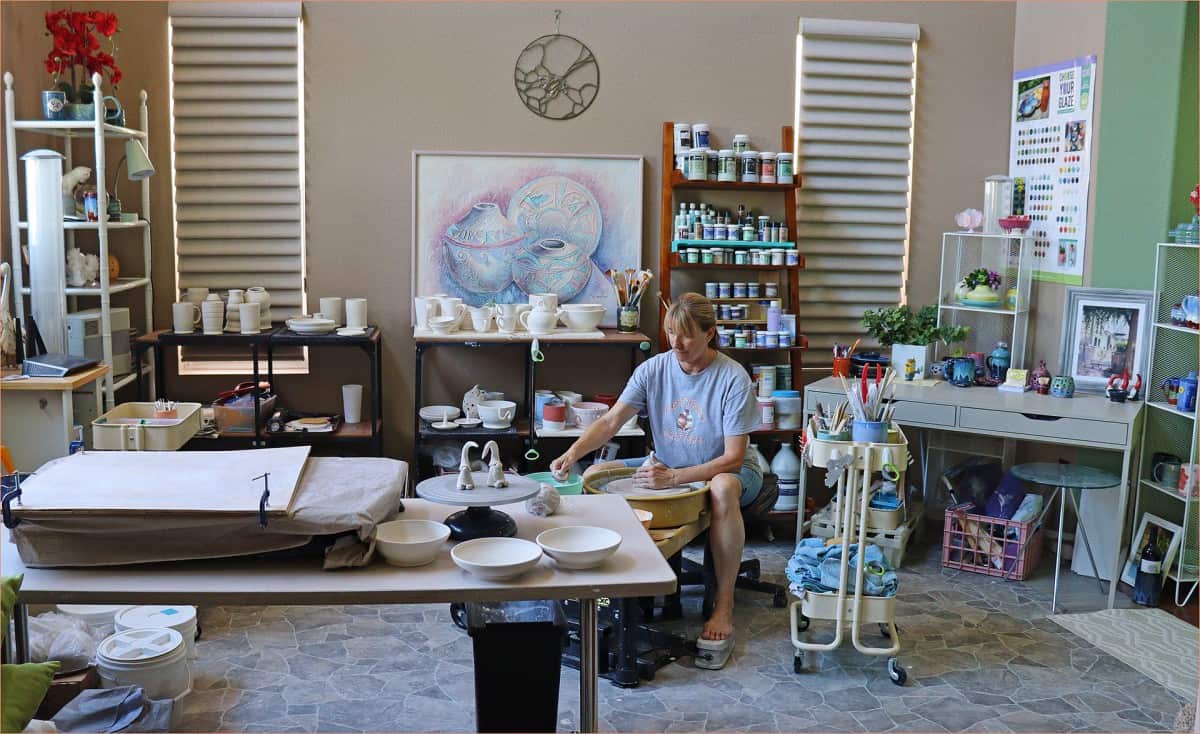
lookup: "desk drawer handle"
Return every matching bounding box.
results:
[1020,413,1063,422]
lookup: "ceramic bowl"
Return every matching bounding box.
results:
[633,509,653,530]
[477,399,518,428]
[428,316,459,335]
[560,307,605,333]
[375,519,450,567]
[454,417,483,428]
[451,537,542,580]
[536,526,621,570]
[997,215,1032,233]
[570,401,609,428]
[419,405,461,422]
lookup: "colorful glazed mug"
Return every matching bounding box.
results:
[1050,375,1075,398]
[1161,377,1181,405]
[948,357,975,387]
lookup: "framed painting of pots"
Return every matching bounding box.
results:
[412,151,644,327]
[1059,287,1153,394]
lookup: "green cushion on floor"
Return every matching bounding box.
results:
[1,661,59,733]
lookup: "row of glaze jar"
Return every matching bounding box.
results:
[678,248,799,266]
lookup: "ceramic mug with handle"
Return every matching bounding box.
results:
[172,301,200,333]
[528,293,559,312]
[413,297,437,330]
[520,308,562,335]
[1154,460,1182,489]
[469,306,494,332]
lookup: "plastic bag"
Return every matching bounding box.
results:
[29,612,107,671]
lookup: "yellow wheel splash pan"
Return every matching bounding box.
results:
[583,468,709,529]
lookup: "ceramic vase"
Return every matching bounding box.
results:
[891,343,933,380]
[246,286,271,328]
[1031,360,1052,395]
[1050,375,1075,398]
[443,202,525,295]
[511,238,591,301]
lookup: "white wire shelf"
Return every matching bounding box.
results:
[534,425,645,439]
[944,231,1031,239]
[1139,478,1197,503]
[11,119,146,139]
[1147,400,1197,421]
[20,277,150,296]
[1167,565,1199,583]
[19,220,148,230]
[1153,322,1200,335]
[938,303,1028,316]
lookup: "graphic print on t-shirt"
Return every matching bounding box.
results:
[665,396,705,447]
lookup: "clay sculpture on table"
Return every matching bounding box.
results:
[482,440,508,488]
[457,441,479,490]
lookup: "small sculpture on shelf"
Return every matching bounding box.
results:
[1031,360,1052,395]
[1105,371,1142,403]
[954,208,983,232]
[456,441,478,490]
[482,440,508,488]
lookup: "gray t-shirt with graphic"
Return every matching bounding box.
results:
[618,351,759,469]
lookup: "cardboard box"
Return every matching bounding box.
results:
[35,666,100,719]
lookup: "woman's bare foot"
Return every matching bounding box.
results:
[701,607,734,641]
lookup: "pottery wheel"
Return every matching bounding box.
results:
[597,477,698,498]
[416,472,541,508]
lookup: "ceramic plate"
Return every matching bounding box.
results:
[420,405,461,422]
[337,327,367,337]
[454,417,483,427]
[958,299,1003,309]
[430,422,459,431]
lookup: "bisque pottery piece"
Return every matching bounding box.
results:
[457,441,479,490]
[1050,375,1075,398]
[482,440,507,488]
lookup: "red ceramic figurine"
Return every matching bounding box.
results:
[1031,360,1052,395]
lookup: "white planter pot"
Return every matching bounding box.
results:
[891,343,934,380]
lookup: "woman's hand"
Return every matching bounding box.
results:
[633,462,678,489]
[549,452,575,479]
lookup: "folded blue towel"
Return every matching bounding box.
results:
[786,538,898,597]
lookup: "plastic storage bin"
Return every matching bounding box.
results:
[213,393,276,433]
[467,600,566,733]
[941,504,1044,580]
[92,403,203,451]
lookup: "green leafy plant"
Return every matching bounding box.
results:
[861,305,970,347]
[960,267,1002,290]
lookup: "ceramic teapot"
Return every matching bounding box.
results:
[987,342,1011,382]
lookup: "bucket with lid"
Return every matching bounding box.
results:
[56,604,132,636]
[97,627,191,704]
[114,605,198,659]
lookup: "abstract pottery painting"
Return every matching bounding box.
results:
[413,152,643,327]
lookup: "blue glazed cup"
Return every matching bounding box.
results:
[42,90,66,120]
[851,420,888,443]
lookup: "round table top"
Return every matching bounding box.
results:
[415,472,541,507]
[1011,462,1121,490]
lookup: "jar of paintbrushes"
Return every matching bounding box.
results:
[840,365,897,444]
[607,268,653,333]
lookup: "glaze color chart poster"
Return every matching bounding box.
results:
[1008,55,1097,285]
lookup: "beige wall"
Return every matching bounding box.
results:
[1012,0,1108,370]
[3,1,1019,464]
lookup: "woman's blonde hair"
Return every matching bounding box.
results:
[665,293,717,346]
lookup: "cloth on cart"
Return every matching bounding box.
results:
[869,487,901,510]
[786,538,898,597]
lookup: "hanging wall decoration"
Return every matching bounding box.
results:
[514,10,599,120]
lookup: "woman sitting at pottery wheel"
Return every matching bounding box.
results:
[550,293,760,660]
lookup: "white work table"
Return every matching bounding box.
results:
[801,376,1145,608]
[1,365,108,471]
[2,494,674,733]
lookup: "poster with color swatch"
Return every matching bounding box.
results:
[1008,55,1097,285]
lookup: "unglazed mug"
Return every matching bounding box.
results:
[172,301,199,333]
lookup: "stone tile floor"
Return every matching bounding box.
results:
[178,535,1190,733]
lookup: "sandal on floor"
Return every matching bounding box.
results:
[694,633,734,670]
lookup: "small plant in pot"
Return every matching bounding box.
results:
[956,267,1004,307]
[861,304,970,379]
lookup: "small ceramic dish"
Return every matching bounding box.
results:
[337,327,367,337]
[419,405,461,422]
[430,420,459,431]
[375,519,450,567]
[454,417,483,428]
[451,537,543,580]
[536,526,621,569]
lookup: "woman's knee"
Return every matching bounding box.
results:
[709,473,743,507]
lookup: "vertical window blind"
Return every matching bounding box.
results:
[168,2,305,371]
[795,19,920,372]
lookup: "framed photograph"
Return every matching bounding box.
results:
[1120,512,1182,587]
[1059,287,1153,393]
[412,151,644,327]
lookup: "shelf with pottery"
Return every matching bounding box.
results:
[723,340,809,353]
[413,327,648,344]
[4,72,156,407]
[418,418,531,440]
[1154,322,1200,336]
[1139,478,1197,503]
[1147,400,1197,421]
[534,424,645,439]
[668,170,801,192]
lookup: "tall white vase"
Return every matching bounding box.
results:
[23,149,67,353]
[246,286,271,329]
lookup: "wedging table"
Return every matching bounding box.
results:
[2,494,674,733]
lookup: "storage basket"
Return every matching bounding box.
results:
[213,393,276,433]
[810,503,924,568]
[941,504,1044,580]
[92,402,203,451]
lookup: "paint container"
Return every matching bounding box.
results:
[777,152,794,184]
[764,331,780,348]
[732,134,750,155]
[742,225,755,242]
[735,251,748,265]
[701,249,714,264]
[692,123,711,149]
[786,250,800,266]
[755,331,768,349]
[714,223,727,241]
[703,223,715,240]
[718,329,733,348]
[676,149,689,173]
[765,282,778,298]
[760,152,777,184]
[734,332,747,348]
[733,282,748,298]
[777,364,793,389]
[707,149,719,181]
[780,313,797,340]
[718,149,737,182]
[779,331,793,348]
[748,282,761,298]
[771,249,786,266]
[780,224,789,242]
[757,397,775,429]
[686,148,708,181]
[767,302,782,332]
[740,151,760,182]
[705,282,719,299]
[718,282,732,298]
[712,249,726,265]
[674,122,693,152]
[754,365,777,398]
[685,249,700,264]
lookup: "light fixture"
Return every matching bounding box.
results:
[108,139,155,219]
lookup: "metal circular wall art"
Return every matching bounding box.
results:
[514,31,599,120]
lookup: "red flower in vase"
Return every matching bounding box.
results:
[1190,184,1199,216]
[44,9,122,99]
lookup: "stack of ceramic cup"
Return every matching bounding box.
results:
[225,289,244,332]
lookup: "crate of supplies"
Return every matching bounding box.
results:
[92,402,203,451]
[941,503,1043,580]
[810,502,923,568]
[213,382,276,434]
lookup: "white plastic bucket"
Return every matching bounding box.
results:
[97,628,191,703]
[114,605,198,659]
[56,604,132,636]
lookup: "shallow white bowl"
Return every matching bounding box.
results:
[560,308,605,332]
[451,537,543,580]
[536,526,622,569]
[429,316,459,335]
[420,405,461,422]
[375,519,450,567]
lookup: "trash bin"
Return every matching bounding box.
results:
[466,600,567,733]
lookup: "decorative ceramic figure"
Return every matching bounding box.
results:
[456,441,479,490]
[1106,371,1142,403]
[949,357,976,387]
[904,358,917,381]
[1031,360,1052,395]
[443,202,525,295]
[954,208,983,232]
[482,440,507,488]
[1050,375,1075,398]
[987,342,1011,382]
[511,238,591,301]
[65,247,99,287]
[462,385,486,420]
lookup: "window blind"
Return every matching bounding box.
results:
[169,3,305,372]
[795,19,920,372]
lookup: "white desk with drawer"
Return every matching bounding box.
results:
[799,376,1145,609]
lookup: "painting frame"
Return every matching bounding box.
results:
[1058,287,1153,393]
[1120,512,1182,588]
[411,151,644,327]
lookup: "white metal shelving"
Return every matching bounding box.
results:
[1134,242,1199,605]
[4,71,155,406]
[935,232,1033,369]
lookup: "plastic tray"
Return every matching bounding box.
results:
[796,588,896,625]
[92,403,203,451]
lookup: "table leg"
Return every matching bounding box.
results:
[579,597,598,733]
[12,603,29,663]
[1065,487,1107,598]
[1108,447,1133,609]
[61,391,74,448]
[1053,485,1065,614]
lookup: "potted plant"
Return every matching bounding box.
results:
[861,304,970,379]
[956,267,1003,307]
[44,9,122,121]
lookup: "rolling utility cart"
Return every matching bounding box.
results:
[790,428,907,685]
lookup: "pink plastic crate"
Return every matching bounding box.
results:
[941,504,1044,580]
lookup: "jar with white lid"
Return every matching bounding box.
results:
[706,149,719,181]
[732,134,750,155]
[777,152,794,183]
[760,151,777,184]
[692,122,711,150]
[757,396,775,429]
[717,149,737,182]
[686,148,708,181]
[740,151,760,183]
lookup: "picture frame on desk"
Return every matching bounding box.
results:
[1059,287,1153,394]
[1121,512,1181,588]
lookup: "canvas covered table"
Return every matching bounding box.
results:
[2,494,675,733]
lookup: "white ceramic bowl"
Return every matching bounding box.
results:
[560,308,605,332]
[570,401,609,427]
[429,316,459,335]
[375,519,450,567]
[420,405,461,422]
[477,399,518,428]
[451,537,543,580]
[536,526,622,569]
